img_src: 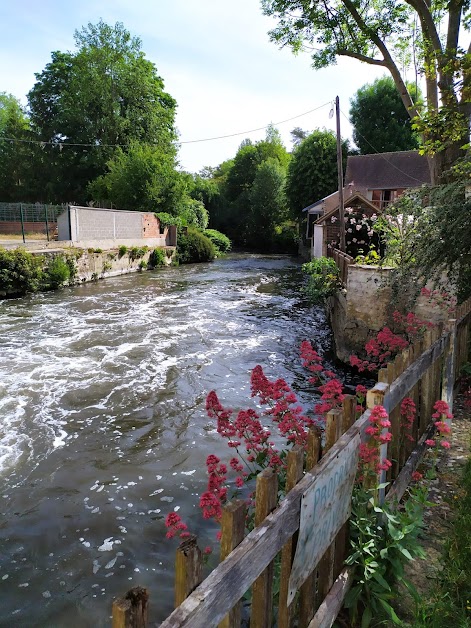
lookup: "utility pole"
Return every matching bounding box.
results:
[335,96,346,252]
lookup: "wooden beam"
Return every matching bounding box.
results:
[307,568,354,628]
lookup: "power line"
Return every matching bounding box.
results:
[0,101,333,149]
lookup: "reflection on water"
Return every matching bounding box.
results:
[0,254,339,627]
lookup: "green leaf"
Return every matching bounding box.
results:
[372,571,391,591]
[361,605,373,627]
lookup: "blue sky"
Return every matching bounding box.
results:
[0,0,388,172]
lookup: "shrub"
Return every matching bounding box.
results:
[138,260,148,271]
[176,228,216,264]
[129,246,147,260]
[302,257,341,303]
[148,248,166,268]
[0,248,45,295]
[118,245,128,257]
[93,248,103,254]
[44,255,71,289]
[203,229,232,253]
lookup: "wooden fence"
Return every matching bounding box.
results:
[330,249,354,286]
[112,297,471,628]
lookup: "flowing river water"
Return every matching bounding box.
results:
[0,254,352,627]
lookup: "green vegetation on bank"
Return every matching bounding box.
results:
[176,228,216,264]
[407,453,471,627]
[0,245,173,296]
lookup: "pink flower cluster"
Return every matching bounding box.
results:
[359,405,392,477]
[350,327,408,372]
[425,400,452,449]
[350,310,434,373]
[392,310,433,341]
[400,397,416,443]
[300,340,345,417]
[251,365,314,446]
[165,512,190,540]
[421,287,457,315]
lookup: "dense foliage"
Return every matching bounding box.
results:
[350,77,421,154]
[374,181,471,302]
[203,229,232,253]
[262,0,471,182]
[0,248,75,296]
[302,256,341,303]
[285,130,348,220]
[0,93,30,201]
[176,228,216,264]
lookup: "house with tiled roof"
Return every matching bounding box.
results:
[303,150,431,258]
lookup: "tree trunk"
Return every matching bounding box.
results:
[427,138,468,184]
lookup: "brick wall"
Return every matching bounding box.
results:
[142,213,160,238]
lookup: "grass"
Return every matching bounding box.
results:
[0,233,48,241]
[409,445,471,627]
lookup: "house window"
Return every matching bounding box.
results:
[371,189,396,209]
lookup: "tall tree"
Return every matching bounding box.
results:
[350,77,421,153]
[28,20,177,202]
[262,0,471,182]
[285,129,348,219]
[0,93,30,200]
[248,158,288,248]
[88,141,185,213]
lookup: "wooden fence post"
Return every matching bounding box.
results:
[442,319,457,418]
[278,446,305,628]
[366,382,389,503]
[299,428,322,627]
[175,535,203,607]
[112,587,149,628]
[219,500,247,628]
[251,468,278,628]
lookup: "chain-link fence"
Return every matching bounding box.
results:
[0,203,67,241]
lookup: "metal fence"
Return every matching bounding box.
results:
[0,203,67,241]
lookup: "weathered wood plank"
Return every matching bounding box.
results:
[278,446,305,628]
[316,409,342,606]
[299,429,322,627]
[289,430,359,606]
[160,413,372,628]
[251,468,278,628]
[307,568,354,628]
[218,501,247,628]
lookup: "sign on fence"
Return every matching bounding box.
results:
[288,434,360,604]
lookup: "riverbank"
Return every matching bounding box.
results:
[0,243,176,297]
[395,392,471,626]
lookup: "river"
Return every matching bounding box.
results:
[0,254,345,627]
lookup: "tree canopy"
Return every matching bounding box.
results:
[0,94,30,201]
[285,129,348,219]
[350,77,421,153]
[27,20,177,202]
[262,0,471,182]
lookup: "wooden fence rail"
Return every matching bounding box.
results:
[113,295,471,628]
[330,249,353,286]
